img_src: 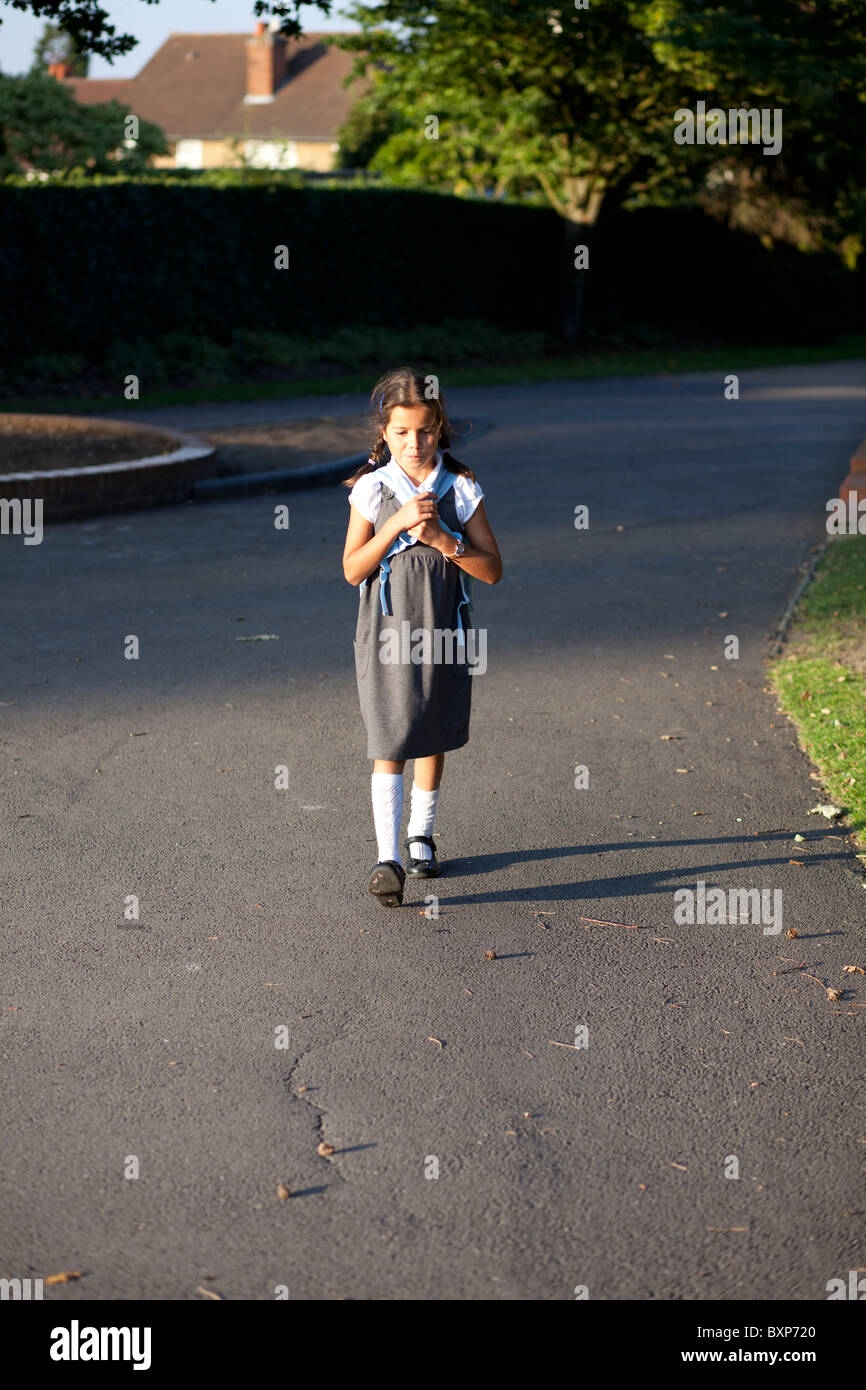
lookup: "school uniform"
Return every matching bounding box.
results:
[348,450,484,761]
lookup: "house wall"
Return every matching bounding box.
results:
[150,139,339,172]
[295,141,339,172]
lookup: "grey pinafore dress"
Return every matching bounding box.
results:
[354,463,473,761]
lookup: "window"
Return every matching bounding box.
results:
[175,139,204,169]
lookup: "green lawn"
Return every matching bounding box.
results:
[2,332,866,417]
[770,536,866,849]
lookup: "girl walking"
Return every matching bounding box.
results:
[342,368,502,906]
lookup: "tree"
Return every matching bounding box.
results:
[334,1,694,339]
[30,20,89,76]
[0,69,169,175]
[335,98,400,170]
[639,0,866,269]
[0,1,331,62]
[334,1,866,339]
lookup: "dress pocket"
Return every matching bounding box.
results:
[353,638,369,681]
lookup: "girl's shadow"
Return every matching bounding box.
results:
[436,828,853,906]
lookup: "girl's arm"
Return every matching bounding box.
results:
[417,499,502,585]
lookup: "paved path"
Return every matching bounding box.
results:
[2,362,865,1301]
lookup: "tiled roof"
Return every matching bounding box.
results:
[65,32,367,141]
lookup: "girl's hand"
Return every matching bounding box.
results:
[394,491,439,536]
[407,518,447,547]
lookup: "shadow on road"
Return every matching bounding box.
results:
[436,827,860,906]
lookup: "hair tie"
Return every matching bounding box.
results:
[378,392,385,413]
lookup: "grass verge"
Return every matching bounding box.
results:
[770,536,866,850]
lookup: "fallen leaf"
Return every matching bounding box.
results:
[785,929,799,939]
[45,1271,82,1285]
[317,1141,335,1157]
[808,803,842,819]
[827,988,843,1002]
[843,965,865,974]
[483,950,497,960]
[276,1183,291,1201]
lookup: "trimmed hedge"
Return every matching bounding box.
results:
[0,176,860,364]
[0,182,561,361]
[585,204,862,345]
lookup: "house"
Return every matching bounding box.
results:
[49,20,367,171]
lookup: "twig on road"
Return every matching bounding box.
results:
[773,960,807,976]
[801,972,829,989]
[580,916,641,930]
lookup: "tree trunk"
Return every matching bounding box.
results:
[560,214,594,343]
[558,178,605,345]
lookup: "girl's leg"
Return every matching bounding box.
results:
[407,753,444,860]
[413,753,444,791]
[371,759,406,866]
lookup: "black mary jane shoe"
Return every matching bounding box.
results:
[368,860,406,907]
[405,835,441,878]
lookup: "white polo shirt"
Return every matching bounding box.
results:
[347,451,484,527]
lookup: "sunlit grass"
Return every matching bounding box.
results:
[770,537,866,848]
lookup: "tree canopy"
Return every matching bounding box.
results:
[30,19,89,76]
[334,0,866,261]
[0,68,168,175]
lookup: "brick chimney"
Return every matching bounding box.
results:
[47,61,70,80]
[244,21,288,104]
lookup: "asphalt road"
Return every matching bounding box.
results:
[2,362,865,1301]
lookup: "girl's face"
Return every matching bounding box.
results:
[383,404,439,475]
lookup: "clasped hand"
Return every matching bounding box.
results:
[395,491,445,547]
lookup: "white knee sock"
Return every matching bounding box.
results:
[406,783,439,860]
[371,772,404,866]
